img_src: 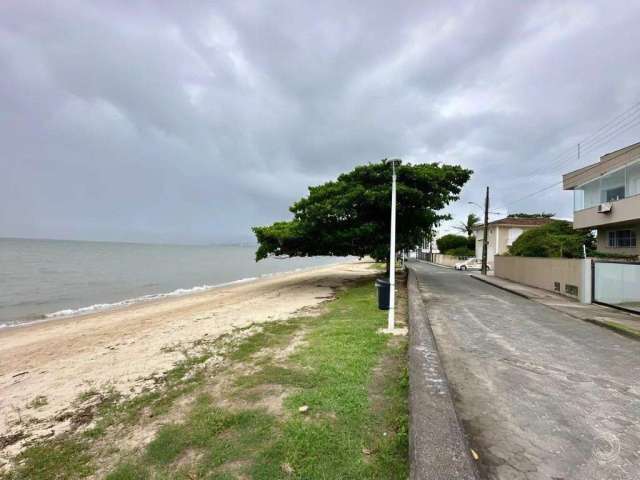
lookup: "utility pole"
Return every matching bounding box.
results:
[387,159,401,331]
[481,186,490,275]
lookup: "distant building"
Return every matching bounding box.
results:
[472,217,554,265]
[563,142,640,256]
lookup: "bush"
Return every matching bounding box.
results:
[445,247,475,257]
[590,251,639,260]
[508,220,595,258]
[436,234,469,253]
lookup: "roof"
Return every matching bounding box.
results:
[600,141,640,162]
[563,140,640,190]
[472,217,554,230]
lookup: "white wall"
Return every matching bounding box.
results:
[594,262,640,304]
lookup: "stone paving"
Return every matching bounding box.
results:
[412,261,640,480]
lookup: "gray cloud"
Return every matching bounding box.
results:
[1,0,640,243]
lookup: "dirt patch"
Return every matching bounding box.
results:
[0,432,25,450]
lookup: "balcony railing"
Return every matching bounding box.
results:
[573,160,640,212]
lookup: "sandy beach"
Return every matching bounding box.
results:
[0,261,374,459]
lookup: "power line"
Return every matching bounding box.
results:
[500,101,640,209]
[579,102,640,150]
[513,101,640,180]
[504,181,563,207]
[505,147,640,209]
[538,110,640,178]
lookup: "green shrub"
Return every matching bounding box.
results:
[445,247,475,257]
[436,234,469,253]
[508,220,595,258]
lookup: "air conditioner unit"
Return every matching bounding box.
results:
[597,202,612,213]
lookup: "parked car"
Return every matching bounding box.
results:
[454,258,490,271]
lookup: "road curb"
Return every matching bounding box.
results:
[581,318,640,341]
[407,267,480,480]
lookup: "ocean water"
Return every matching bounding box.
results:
[0,238,349,328]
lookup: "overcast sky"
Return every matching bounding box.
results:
[2,1,640,244]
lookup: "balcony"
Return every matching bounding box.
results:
[573,194,640,229]
[572,160,640,229]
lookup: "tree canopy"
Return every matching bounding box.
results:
[508,220,595,258]
[253,160,472,262]
[436,234,474,255]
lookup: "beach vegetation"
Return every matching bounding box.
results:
[1,271,408,480]
[252,160,472,267]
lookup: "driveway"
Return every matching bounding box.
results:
[411,262,640,480]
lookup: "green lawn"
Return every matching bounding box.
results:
[3,275,408,480]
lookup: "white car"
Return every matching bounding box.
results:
[454,258,490,271]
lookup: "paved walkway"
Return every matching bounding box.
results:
[470,273,640,338]
[411,261,640,480]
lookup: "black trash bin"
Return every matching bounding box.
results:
[375,278,390,310]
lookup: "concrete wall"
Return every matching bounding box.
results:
[431,253,463,267]
[494,256,591,303]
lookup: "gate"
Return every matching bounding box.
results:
[592,260,640,314]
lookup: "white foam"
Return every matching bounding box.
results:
[42,277,259,321]
[2,259,350,329]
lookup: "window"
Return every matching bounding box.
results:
[607,230,637,248]
[605,186,625,202]
[600,168,626,203]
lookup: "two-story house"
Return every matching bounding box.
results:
[563,142,640,257]
[472,216,554,266]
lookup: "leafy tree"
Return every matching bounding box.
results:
[507,212,555,218]
[508,220,595,258]
[454,213,480,237]
[253,160,472,267]
[436,234,470,254]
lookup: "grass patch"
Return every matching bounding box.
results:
[248,282,409,479]
[2,438,94,480]
[596,319,640,339]
[228,320,303,361]
[235,365,315,389]
[2,279,408,479]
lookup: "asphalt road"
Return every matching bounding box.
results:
[411,261,640,480]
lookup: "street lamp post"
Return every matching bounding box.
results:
[388,159,401,331]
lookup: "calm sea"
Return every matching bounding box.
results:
[0,238,348,328]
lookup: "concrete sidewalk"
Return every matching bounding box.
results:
[471,273,640,339]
